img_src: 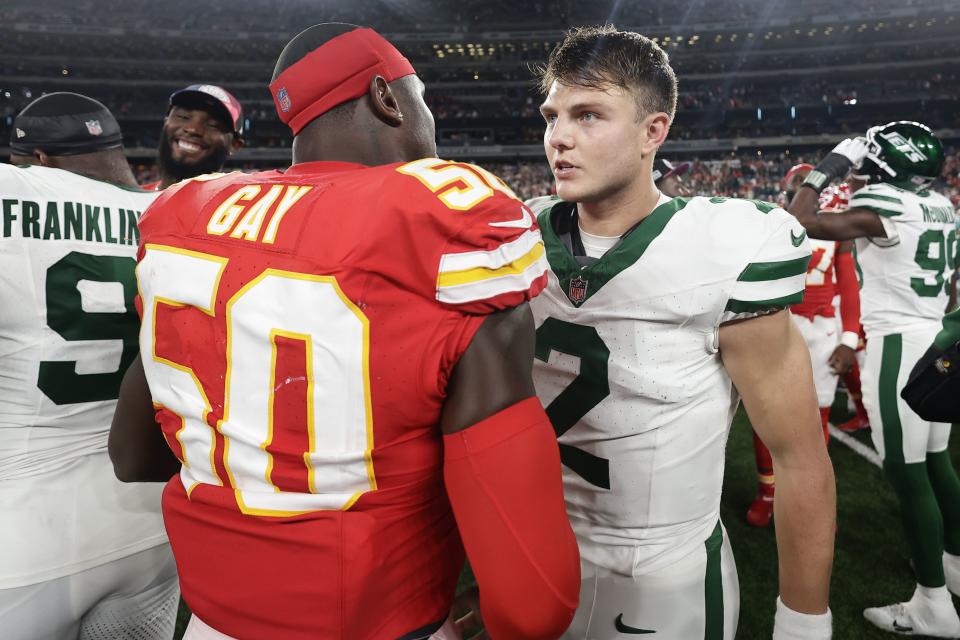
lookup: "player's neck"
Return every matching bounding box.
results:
[577,177,662,237]
[292,127,407,168]
[63,160,139,188]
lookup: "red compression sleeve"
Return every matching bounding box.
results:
[443,396,580,640]
[753,429,774,481]
[835,249,861,335]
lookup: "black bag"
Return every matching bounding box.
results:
[901,341,960,422]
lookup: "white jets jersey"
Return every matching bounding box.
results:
[528,194,810,575]
[850,183,957,338]
[0,164,165,587]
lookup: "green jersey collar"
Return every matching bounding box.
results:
[538,196,690,307]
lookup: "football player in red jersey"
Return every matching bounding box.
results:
[747,165,865,527]
[109,23,579,640]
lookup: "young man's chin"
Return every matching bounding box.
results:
[555,181,584,203]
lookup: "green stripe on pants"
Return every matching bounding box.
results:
[879,334,904,463]
[704,521,724,640]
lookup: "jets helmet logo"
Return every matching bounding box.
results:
[879,131,927,163]
[84,120,103,136]
[15,128,25,139]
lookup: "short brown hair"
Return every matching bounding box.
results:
[537,25,678,121]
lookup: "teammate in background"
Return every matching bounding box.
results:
[0,93,176,639]
[786,122,960,637]
[652,157,691,197]
[109,24,579,640]
[781,169,873,433]
[144,84,245,190]
[528,26,835,639]
[747,169,865,527]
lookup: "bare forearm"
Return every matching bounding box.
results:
[772,451,836,613]
[787,188,858,241]
[787,187,886,241]
[721,312,836,614]
[109,354,180,482]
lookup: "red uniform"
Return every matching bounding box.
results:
[135,159,548,639]
[792,182,859,332]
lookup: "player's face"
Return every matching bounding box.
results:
[541,81,651,204]
[393,76,437,159]
[161,106,236,167]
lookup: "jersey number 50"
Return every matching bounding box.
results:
[138,244,375,517]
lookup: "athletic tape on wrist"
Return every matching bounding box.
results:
[840,331,860,350]
[802,170,831,194]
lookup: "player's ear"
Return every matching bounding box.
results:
[368,75,403,128]
[33,149,51,167]
[641,112,671,155]
[230,135,245,153]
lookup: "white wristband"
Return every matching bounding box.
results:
[840,331,860,350]
[772,597,831,640]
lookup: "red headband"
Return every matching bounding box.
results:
[270,27,416,135]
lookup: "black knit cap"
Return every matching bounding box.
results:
[10,92,123,156]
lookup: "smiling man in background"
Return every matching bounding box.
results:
[147,84,245,190]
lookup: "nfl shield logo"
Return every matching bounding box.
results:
[278,87,291,113]
[84,120,103,136]
[568,276,588,305]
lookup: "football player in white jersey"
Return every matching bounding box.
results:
[0,93,177,639]
[786,122,960,637]
[528,26,836,639]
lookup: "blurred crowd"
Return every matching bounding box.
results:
[475,151,960,204]
[0,0,936,33]
[130,150,960,206]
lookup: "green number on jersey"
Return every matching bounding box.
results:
[910,229,948,298]
[37,252,139,404]
[946,230,958,296]
[535,317,611,489]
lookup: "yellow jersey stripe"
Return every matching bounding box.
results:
[438,242,545,288]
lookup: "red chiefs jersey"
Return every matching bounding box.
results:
[792,238,840,318]
[135,159,548,640]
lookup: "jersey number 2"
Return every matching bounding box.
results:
[535,318,611,490]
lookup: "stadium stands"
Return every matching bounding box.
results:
[2,0,958,203]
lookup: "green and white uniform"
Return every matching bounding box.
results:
[529,193,811,639]
[851,183,957,463]
[0,165,177,639]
